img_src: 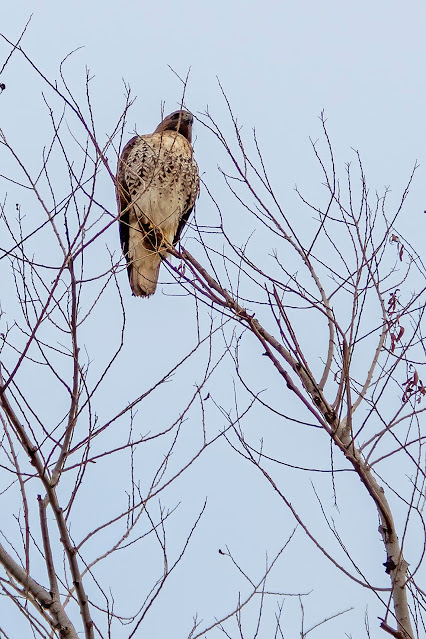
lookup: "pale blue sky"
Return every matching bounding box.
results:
[0,2,425,638]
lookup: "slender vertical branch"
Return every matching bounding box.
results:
[0,376,94,639]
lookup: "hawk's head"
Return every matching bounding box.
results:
[155,110,194,142]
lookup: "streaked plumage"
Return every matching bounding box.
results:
[116,110,199,296]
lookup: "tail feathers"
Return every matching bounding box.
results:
[129,247,162,297]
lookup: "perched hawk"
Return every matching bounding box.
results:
[116,110,199,296]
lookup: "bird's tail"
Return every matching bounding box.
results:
[129,246,163,297]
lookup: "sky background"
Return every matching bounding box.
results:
[0,2,425,638]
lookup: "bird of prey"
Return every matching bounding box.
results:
[116,110,199,296]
